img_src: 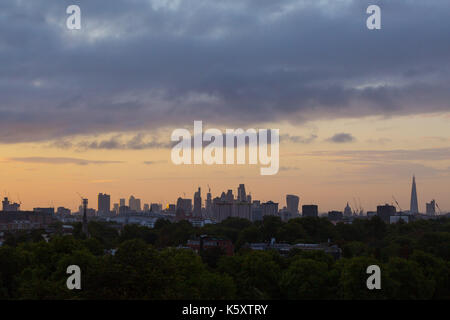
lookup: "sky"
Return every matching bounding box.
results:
[1,0,449,212]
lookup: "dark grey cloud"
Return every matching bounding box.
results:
[60,131,316,151]
[53,129,300,151]
[326,133,356,143]
[77,134,172,150]
[9,157,124,165]
[281,134,318,144]
[1,0,450,143]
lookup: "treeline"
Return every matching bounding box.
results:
[0,216,449,299]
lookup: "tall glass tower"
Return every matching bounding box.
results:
[410,175,419,214]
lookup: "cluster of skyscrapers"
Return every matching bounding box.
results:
[94,193,163,216]
[173,185,305,223]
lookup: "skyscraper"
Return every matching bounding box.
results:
[150,203,162,213]
[129,195,141,212]
[213,199,233,222]
[410,175,419,214]
[261,201,279,216]
[302,205,318,217]
[377,204,396,223]
[206,188,212,216]
[193,187,202,217]
[98,193,111,214]
[426,200,436,216]
[82,198,89,237]
[233,202,252,220]
[238,184,246,202]
[286,195,300,214]
[177,197,192,213]
[226,190,234,202]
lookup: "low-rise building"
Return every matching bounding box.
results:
[0,211,56,231]
[245,238,341,259]
[186,236,234,256]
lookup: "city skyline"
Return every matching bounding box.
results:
[2,176,444,215]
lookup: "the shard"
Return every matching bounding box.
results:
[410,175,419,214]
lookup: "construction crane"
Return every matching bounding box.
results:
[392,195,402,212]
[353,198,359,216]
[436,202,443,215]
[358,197,364,215]
[76,192,88,208]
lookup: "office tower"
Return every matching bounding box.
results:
[129,195,135,210]
[82,198,89,237]
[193,187,202,217]
[286,195,300,214]
[377,204,396,223]
[176,197,192,214]
[135,199,141,212]
[150,203,162,213]
[261,201,279,216]
[98,193,111,214]
[302,205,318,217]
[129,195,141,212]
[119,198,125,207]
[344,202,353,217]
[426,200,436,216]
[143,204,150,212]
[113,203,119,214]
[247,194,252,203]
[226,190,234,202]
[206,190,212,215]
[233,202,252,220]
[410,175,419,214]
[238,184,246,202]
[213,199,233,222]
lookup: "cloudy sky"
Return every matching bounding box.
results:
[1,0,449,212]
